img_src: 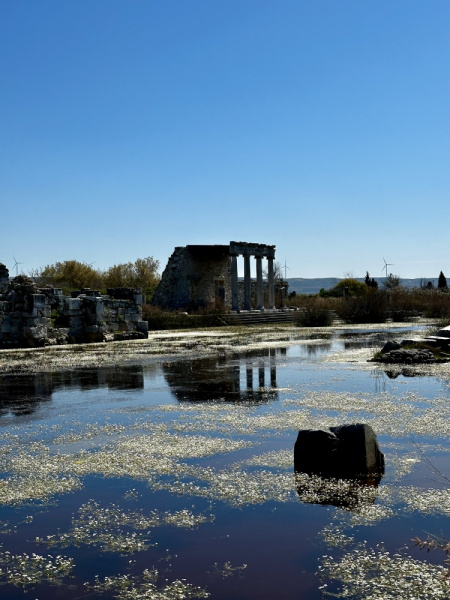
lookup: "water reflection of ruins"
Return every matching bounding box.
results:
[163,348,285,403]
[0,366,145,418]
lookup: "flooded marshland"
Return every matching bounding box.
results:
[1,323,450,599]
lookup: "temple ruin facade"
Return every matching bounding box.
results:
[152,241,277,311]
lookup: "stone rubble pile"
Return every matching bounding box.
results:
[0,264,148,349]
[375,348,438,364]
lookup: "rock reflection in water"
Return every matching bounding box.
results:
[163,348,282,402]
[0,366,144,418]
[295,470,382,509]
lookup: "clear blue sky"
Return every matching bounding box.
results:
[1,1,449,279]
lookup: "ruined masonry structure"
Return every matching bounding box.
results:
[152,241,276,311]
[0,264,148,348]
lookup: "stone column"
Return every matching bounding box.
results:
[244,254,251,311]
[231,255,239,311]
[255,256,264,310]
[267,257,275,309]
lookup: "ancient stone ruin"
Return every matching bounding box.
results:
[152,241,279,311]
[0,264,148,348]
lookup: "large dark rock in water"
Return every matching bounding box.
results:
[294,423,384,479]
[381,340,401,353]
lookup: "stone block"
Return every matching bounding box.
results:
[130,313,140,322]
[137,321,148,334]
[66,298,81,311]
[86,325,100,334]
[26,317,50,327]
[436,325,450,338]
[381,341,401,353]
[88,313,104,325]
[294,423,384,479]
[1,323,11,333]
[134,294,143,305]
[23,326,47,340]
[32,294,47,309]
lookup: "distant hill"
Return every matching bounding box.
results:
[286,277,436,295]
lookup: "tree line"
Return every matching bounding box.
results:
[29,257,160,302]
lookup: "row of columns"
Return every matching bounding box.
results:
[230,254,275,312]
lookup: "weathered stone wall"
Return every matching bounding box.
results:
[0,264,148,348]
[152,245,232,310]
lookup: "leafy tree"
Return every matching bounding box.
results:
[365,272,379,289]
[330,278,368,297]
[103,257,160,301]
[438,271,448,290]
[41,260,102,291]
[384,273,401,289]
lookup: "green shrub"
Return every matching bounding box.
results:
[296,308,332,327]
[331,278,368,297]
[336,291,387,324]
[292,297,333,327]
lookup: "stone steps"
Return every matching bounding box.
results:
[222,309,345,326]
[223,311,297,325]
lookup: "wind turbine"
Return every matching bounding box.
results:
[83,261,95,267]
[283,260,291,280]
[381,257,394,279]
[12,255,23,276]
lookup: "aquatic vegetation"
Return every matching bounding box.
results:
[43,501,214,554]
[0,550,74,588]
[397,487,450,516]
[318,543,450,599]
[86,569,210,599]
[209,561,247,578]
[0,321,426,375]
[0,431,253,505]
[240,449,293,468]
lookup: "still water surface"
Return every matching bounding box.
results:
[0,328,449,599]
